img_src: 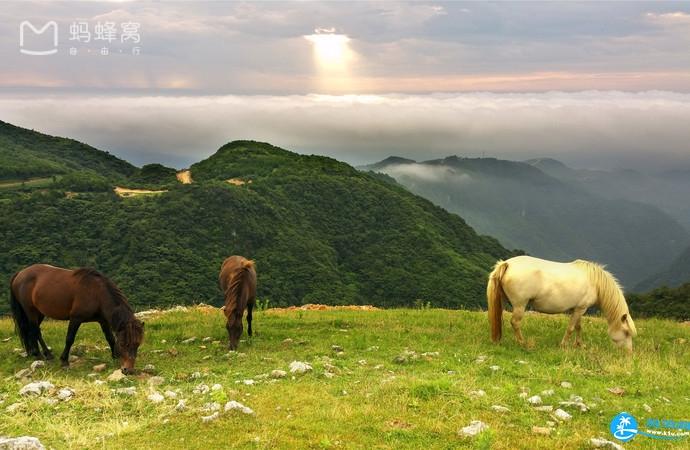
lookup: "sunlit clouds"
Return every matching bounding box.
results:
[304,28,356,92]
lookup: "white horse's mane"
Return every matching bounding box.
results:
[573,259,637,335]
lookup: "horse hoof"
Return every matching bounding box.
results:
[60,360,69,368]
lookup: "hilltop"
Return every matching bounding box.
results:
[0,124,510,311]
[361,156,690,288]
[1,307,688,449]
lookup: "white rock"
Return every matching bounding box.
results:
[357,360,367,366]
[489,365,500,371]
[527,395,543,405]
[590,437,625,450]
[643,403,652,412]
[560,381,573,389]
[534,405,554,412]
[541,389,555,397]
[553,408,572,421]
[516,360,528,365]
[224,400,254,415]
[469,390,486,398]
[182,337,197,344]
[5,402,23,413]
[147,392,165,404]
[113,387,137,396]
[30,360,45,371]
[202,337,212,342]
[148,376,165,386]
[532,426,553,435]
[202,402,220,412]
[490,405,510,412]
[19,381,54,396]
[242,379,255,386]
[518,392,529,399]
[270,370,287,379]
[57,388,74,401]
[14,369,32,379]
[175,399,186,411]
[458,420,489,437]
[289,361,312,374]
[142,364,156,373]
[92,363,107,372]
[190,371,201,379]
[211,384,223,391]
[107,370,125,382]
[164,390,178,399]
[0,436,46,450]
[193,383,209,395]
[94,380,106,386]
[201,412,219,423]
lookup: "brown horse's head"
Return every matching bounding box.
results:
[115,318,144,374]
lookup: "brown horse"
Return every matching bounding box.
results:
[10,264,144,373]
[219,256,257,350]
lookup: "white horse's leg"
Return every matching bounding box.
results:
[561,306,587,348]
[510,305,526,345]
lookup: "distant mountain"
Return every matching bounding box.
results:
[362,156,690,287]
[0,125,512,312]
[527,158,690,232]
[636,246,690,292]
[0,120,135,181]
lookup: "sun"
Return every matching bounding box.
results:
[304,29,352,72]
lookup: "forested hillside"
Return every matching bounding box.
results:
[361,156,689,288]
[0,126,512,312]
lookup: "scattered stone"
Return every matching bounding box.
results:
[19,381,54,396]
[270,370,287,379]
[553,408,572,421]
[107,370,125,382]
[559,398,589,412]
[560,381,573,389]
[142,364,156,374]
[282,338,293,345]
[240,380,255,386]
[421,351,439,357]
[182,337,197,344]
[0,436,46,450]
[541,389,555,397]
[113,387,137,396]
[490,405,510,413]
[393,350,418,364]
[532,426,553,435]
[14,369,32,380]
[211,384,223,391]
[202,402,220,412]
[68,355,78,363]
[202,337,212,342]
[164,390,178,399]
[147,392,165,404]
[224,400,254,415]
[289,361,312,374]
[92,363,107,373]
[30,360,45,371]
[469,390,486,399]
[527,395,543,405]
[175,399,187,411]
[518,392,529,399]
[643,403,652,412]
[367,346,379,351]
[148,376,165,386]
[489,365,500,371]
[357,360,367,366]
[57,388,74,401]
[201,412,219,423]
[41,398,58,406]
[94,380,106,386]
[534,405,554,412]
[323,372,335,379]
[331,345,344,352]
[516,360,528,365]
[590,437,625,450]
[190,372,201,379]
[475,355,488,364]
[5,403,23,413]
[607,387,625,396]
[458,420,489,437]
[193,384,210,395]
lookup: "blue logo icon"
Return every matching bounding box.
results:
[610,412,638,442]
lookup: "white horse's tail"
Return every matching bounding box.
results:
[487,260,509,342]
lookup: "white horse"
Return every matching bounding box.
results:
[487,255,637,352]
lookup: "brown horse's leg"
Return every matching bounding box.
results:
[247,300,254,337]
[99,320,119,359]
[34,316,53,360]
[60,319,82,367]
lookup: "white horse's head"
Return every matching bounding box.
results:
[607,313,636,353]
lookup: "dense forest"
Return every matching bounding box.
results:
[628,283,690,321]
[0,124,512,313]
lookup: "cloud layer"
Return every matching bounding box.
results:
[1,91,689,170]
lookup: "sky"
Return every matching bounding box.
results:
[1,1,689,169]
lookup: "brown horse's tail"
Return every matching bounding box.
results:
[9,272,35,354]
[487,260,509,342]
[224,259,255,318]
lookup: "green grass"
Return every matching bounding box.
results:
[1,307,688,449]
[0,176,59,190]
